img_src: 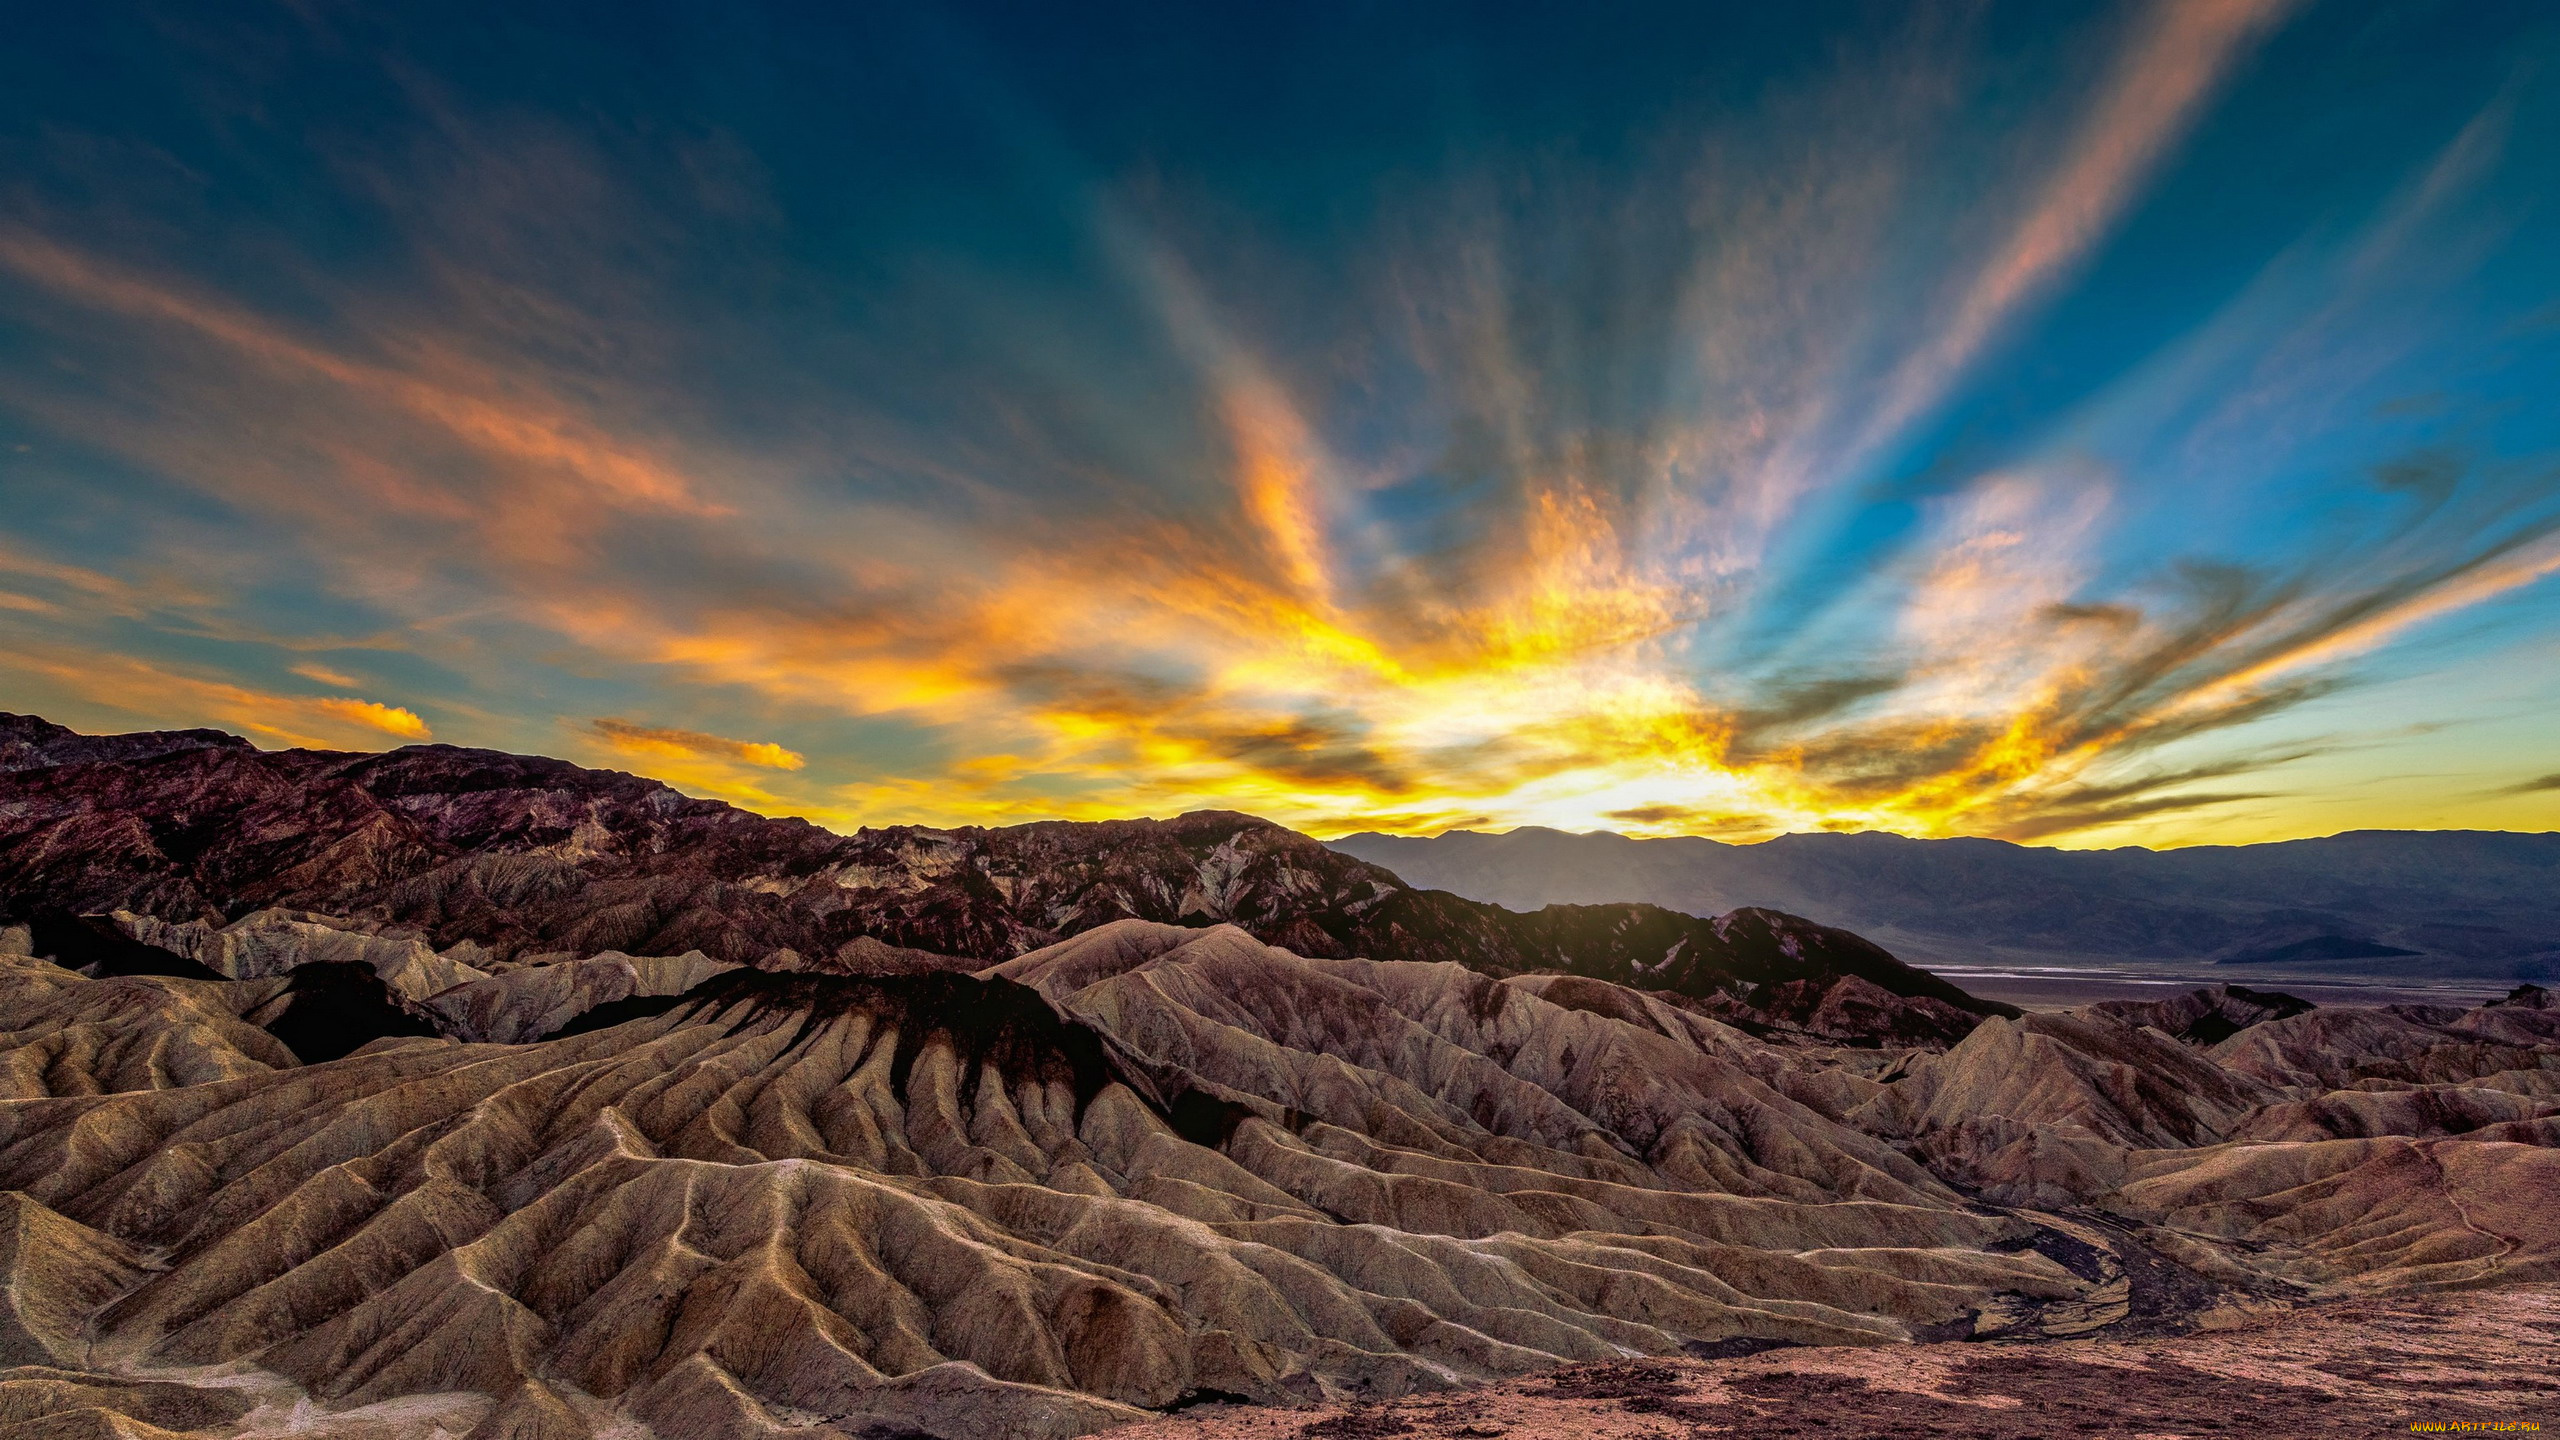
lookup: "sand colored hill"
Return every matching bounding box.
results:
[0,924,2107,1440]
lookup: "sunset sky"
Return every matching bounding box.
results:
[2,1,2556,847]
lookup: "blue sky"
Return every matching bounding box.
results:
[1,0,2555,846]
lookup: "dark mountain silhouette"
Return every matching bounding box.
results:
[1330,824,2560,980]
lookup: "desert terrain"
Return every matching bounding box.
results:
[0,715,2554,1440]
[1118,1286,2560,1439]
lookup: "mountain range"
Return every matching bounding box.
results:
[0,713,2553,1440]
[0,711,1993,1038]
[1330,825,2560,981]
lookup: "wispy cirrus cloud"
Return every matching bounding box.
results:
[1859,0,2300,454]
[290,661,363,688]
[0,231,727,526]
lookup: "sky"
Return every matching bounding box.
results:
[1,0,2556,849]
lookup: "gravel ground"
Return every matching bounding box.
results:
[1116,1285,2560,1440]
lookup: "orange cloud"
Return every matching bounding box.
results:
[1221,379,1336,603]
[0,540,211,618]
[314,698,433,740]
[588,718,806,770]
[571,719,813,815]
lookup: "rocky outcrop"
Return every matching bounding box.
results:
[0,950,295,1097]
[0,935,444,1084]
[2089,983,2315,1045]
[424,949,738,1043]
[0,713,250,775]
[18,913,221,982]
[2213,1006,2560,1092]
[1707,973,1985,1048]
[1845,1011,2285,1206]
[0,1362,259,1438]
[2228,1084,2560,1142]
[2113,1137,2560,1292]
[0,1195,148,1366]
[111,909,489,1003]
[2445,984,2560,1046]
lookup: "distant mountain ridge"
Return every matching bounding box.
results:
[1328,825,2560,981]
[0,712,1997,1024]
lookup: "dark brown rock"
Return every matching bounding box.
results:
[0,717,2003,1023]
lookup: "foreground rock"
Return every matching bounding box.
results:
[0,915,2552,1438]
[0,925,2101,1440]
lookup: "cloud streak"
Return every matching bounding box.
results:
[1859,0,2300,462]
[0,643,434,751]
[588,719,807,771]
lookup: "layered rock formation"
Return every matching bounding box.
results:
[0,923,2092,1440]
[1,911,2554,1439]
[0,717,2552,1440]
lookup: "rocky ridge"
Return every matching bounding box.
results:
[0,713,1995,1022]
